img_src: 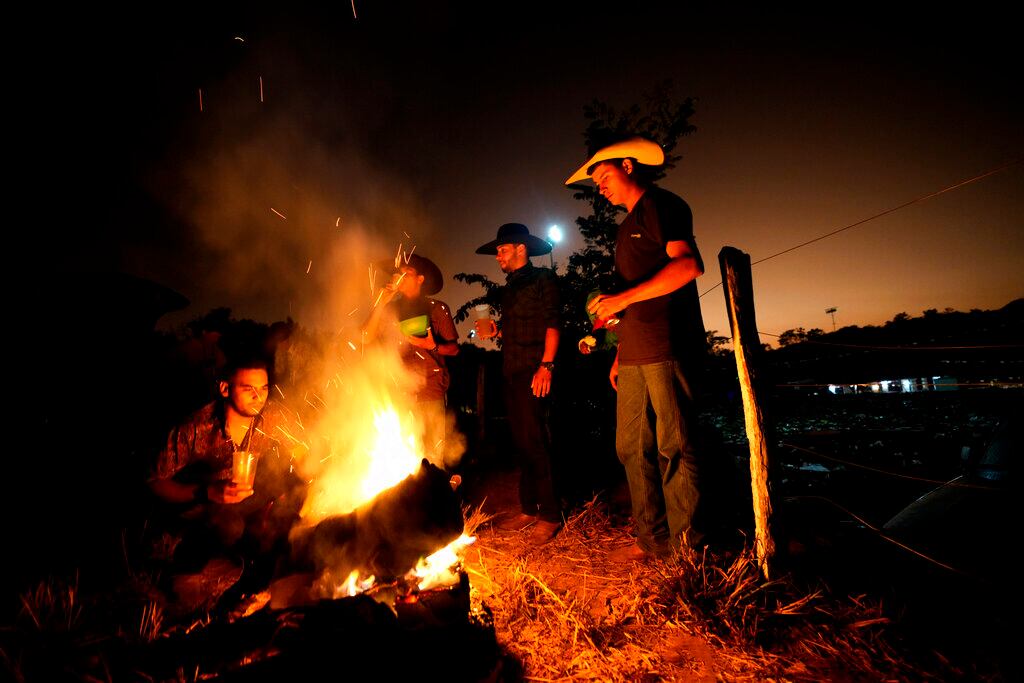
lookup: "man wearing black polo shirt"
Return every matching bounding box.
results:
[566,137,709,562]
[475,223,562,544]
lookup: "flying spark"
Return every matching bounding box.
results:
[306,260,312,274]
[198,88,203,112]
[259,76,264,102]
[270,208,287,220]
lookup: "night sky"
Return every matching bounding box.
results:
[23,3,1023,344]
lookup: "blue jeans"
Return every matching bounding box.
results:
[615,360,702,554]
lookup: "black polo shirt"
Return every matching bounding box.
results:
[614,186,707,366]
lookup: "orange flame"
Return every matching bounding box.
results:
[317,569,376,599]
[408,534,476,591]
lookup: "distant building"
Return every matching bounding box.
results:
[827,376,958,395]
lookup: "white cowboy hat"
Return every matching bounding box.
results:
[564,136,665,185]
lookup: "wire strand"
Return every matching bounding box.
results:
[699,158,1022,298]
[781,442,999,490]
[756,330,1024,351]
[784,495,972,577]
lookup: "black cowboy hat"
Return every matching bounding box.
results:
[374,253,444,295]
[475,223,552,257]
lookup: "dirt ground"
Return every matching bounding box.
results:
[457,464,729,682]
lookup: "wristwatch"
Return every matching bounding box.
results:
[539,361,555,371]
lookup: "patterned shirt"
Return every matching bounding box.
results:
[152,399,299,483]
[499,262,561,376]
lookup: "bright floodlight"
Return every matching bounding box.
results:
[548,225,563,243]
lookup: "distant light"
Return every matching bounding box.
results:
[548,225,563,243]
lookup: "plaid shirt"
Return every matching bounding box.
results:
[499,262,560,376]
[152,399,299,482]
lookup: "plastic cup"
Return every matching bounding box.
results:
[474,316,497,339]
[232,451,257,489]
[473,304,497,338]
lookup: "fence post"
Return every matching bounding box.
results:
[719,246,777,579]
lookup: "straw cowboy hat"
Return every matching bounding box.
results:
[564,136,665,185]
[475,223,552,257]
[375,253,444,295]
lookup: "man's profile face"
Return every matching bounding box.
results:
[220,368,269,418]
[590,160,633,207]
[397,265,424,298]
[495,243,526,273]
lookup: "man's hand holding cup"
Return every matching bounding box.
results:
[474,304,498,339]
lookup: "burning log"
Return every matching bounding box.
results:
[283,458,464,599]
[120,585,500,682]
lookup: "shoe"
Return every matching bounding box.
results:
[496,512,537,531]
[527,520,561,545]
[606,543,656,563]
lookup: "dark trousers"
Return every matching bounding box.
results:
[503,370,560,523]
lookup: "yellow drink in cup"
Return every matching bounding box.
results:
[231,451,257,490]
[474,304,497,338]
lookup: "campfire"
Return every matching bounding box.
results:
[267,343,474,613]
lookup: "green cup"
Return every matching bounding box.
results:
[399,314,429,337]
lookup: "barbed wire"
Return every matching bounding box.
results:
[775,382,1023,390]
[780,442,1001,490]
[783,495,972,577]
[699,158,1022,299]
[754,330,1024,351]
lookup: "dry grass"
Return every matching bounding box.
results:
[2,500,997,682]
[16,572,82,633]
[461,499,953,682]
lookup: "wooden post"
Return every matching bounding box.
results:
[719,247,777,579]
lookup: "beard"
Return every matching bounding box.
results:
[231,400,265,418]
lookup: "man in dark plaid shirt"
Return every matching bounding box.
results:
[147,355,308,605]
[475,223,562,544]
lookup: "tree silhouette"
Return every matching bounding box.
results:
[454,81,698,347]
[450,84,701,503]
[560,82,697,340]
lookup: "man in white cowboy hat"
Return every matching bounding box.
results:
[566,136,709,562]
[362,253,461,471]
[475,223,563,544]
